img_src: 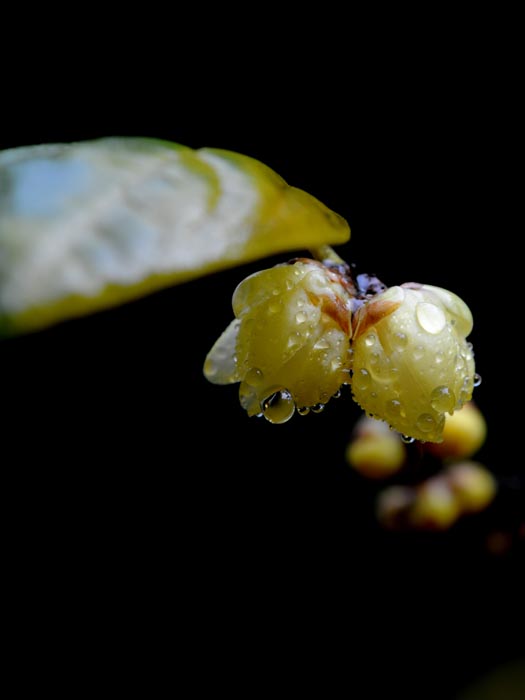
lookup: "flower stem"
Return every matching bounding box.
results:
[309,245,346,266]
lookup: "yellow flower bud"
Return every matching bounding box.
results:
[351,283,476,443]
[410,477,461,530]
[447,461,496,513]
[427,402,487,460]
[346,416,406,479]
[204,260,353,423]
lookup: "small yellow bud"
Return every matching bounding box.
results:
[351,283,476,443]
[427,402,487,460]
[376,486,415,529]
[447,461,496,513]
[410,477,461,530]
[346,417,406,479]
[204,260,353,422]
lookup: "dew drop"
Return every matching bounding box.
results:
[297,406,310,416]
[365,333,376,347]
[285,279,294,290]
[296,311,308,324]
[287,332,301,350]
[268,300,281,314]
[473,373,482,387]
[311,403,325,413]
[369,352,381,366]
[245,367,264,386]
[416,302,446,334]
[430,385,456,413]
[262,388,295,424]
[401,435,415,444]
[385,399,402,418]
[331,358,342,372]
[356,368,371,392]
[435,352,445,365]
[416,413,436,433]
[393,332,408,350]
[314,338,330,351]
[333,389,342,399]
[413,345,425,361]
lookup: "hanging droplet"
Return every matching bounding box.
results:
[311,403,325,413]
[297,406,310,416]
[416,413,436,433]
[401,435,415,444]
[430,385,456,413]
[333,389,342,399]
[473,373,482,387]
[262,388,295,424]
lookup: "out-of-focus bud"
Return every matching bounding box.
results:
[447,461,497,513]
[376,486,415,529]
[351,283,476,443]
[346,416,406,479]
[410,476,461,530]
[204,260,353,423]
[427,402,487,460]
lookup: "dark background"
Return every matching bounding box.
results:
[2,26,522,698]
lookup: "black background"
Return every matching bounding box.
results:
[2,23,522,698]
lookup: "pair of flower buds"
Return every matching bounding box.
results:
[204,257,476,443]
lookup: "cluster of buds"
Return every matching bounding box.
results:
[204,254,478,443]
[345,402,495,531]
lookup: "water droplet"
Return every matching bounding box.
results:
[245,367,264,386]
[435,352,445,365]
[473,373,482,387]
[369,352,381,366]
[287,332,301,350]
[333,389,342,399]
[272,288,280,296]
[285,279,294,290]
[365,333,376,347]
[355,368,371,392]
[314,338,330,350]
[262,388,295,424]
[296,311,307,324]
[331,358,342,372]
[467,342,473,351]
[385,399,402,418]
[413,345,425,361]
[393,332,408,350]
[268,300,281,314]
[430,385,456,413]
[311,403,325,413]
[416,302,446,334]
[297,406,310,416]
[416,413,436,433]
[401,435,415,444]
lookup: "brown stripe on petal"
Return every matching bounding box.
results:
[352,297,402,339]
[307,291,352,336]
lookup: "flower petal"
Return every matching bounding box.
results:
[0,138,350,336]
